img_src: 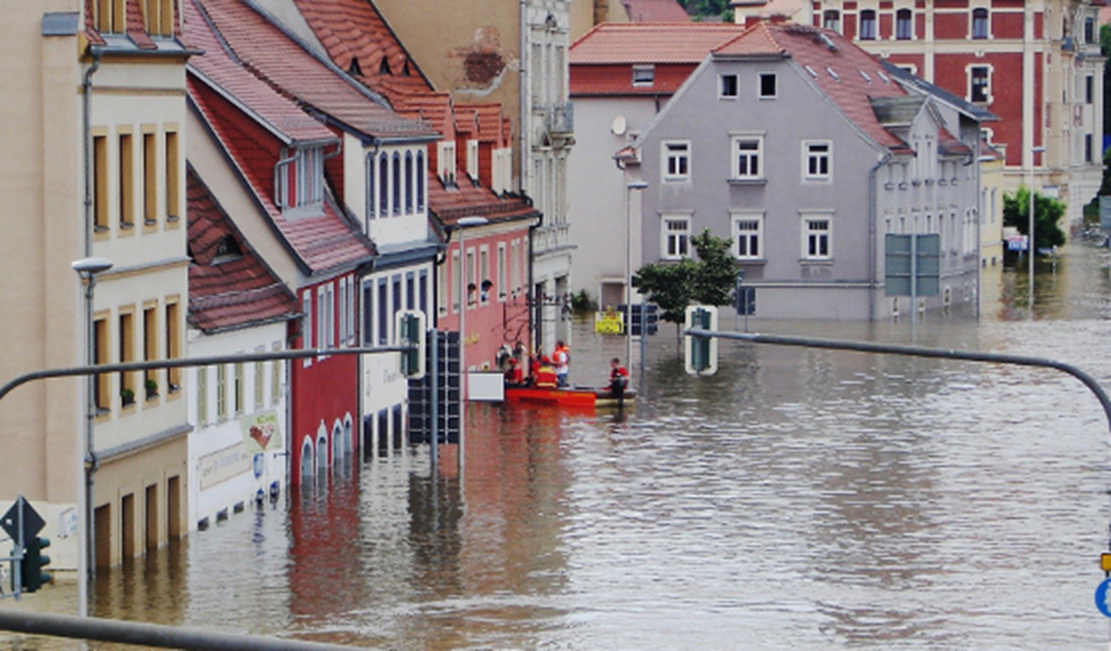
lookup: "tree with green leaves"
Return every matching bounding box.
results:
[632,228,738,332]
[1003,185,1066,255]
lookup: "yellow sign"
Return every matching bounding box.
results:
[1101,553,1111,573]
[595,310,624,335]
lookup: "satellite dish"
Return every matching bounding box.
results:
[611,115,627,136]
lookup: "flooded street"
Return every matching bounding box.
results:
[10,242,1111,649]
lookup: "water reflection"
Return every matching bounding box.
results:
[4,244,1111,649]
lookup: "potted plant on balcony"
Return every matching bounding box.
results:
[145,379,158,399]
[120,387,135,407]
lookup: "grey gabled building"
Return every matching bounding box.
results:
[628,20,989,320]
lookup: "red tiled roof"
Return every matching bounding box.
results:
[192,0,437,141]
[187,166,299,333]
[429,180,538,226]
[188,73,375,273]
[185,0,336,145]
[290,0,434,103]
[715,23,909,152]
[570,23,745,65]
[621,0,692,22]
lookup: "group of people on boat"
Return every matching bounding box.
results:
[502,340,629,398]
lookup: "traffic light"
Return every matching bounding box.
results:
[20,536,51,593]
[684,306,718,375]
[395,310,427,379]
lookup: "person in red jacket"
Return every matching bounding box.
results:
[534,355,558,388]
[608,357,629,399]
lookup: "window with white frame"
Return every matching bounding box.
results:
[802,216,831,260]
[720,74,739,99]
[860,10,876,39]
[497,243,507,300]
[301,292,313,367]
[375,152,389,216]
[479,247,490,304]
[759,73,776,99]
[663,142,690,181]
[971,7,989,39]
[451,250,462,312]
[438,141,456,186]
[365,153,376,221]
[276,146,324,209]
[467,140,479,181]
[823,9,840,32]
[416,150,426,210]
[437,266,447,316]
[509,239,521,294]
[896,9,913,39]
[731,135,763,180]
[338,278,347,345]
[404,152,414,213]
[969,66,990,103]
[662,216,690,259]
[803,141,831,181]
[632,65,655,86]
[732,213,764,260]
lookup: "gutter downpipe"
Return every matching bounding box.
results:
[519,0,528,202]
[868,151,892,321]
[528,206,540,353]
[80,48,101,617]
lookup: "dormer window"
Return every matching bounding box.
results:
[143,0,176,37]
[466,140,479,181]
[632,65,655,87]
[214,236,243,263]
[438,141,457,188]
[276,146,324,210]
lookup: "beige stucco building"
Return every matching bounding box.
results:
[0,2,191,573]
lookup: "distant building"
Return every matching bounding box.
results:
[186,0,427,487]
[768,0,1104,225]
[630,22,989,319]
[369,0,575,352]
[568,23,745,307]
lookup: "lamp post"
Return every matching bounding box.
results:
[625,180,648,377]
[455,216,487,479]
[1028,146,1045,311]
[71,256,113,617]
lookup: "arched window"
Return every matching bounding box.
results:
[405,151,414,213]
[416,151,425,211]
[379,152,389,215]
[300,439,314,484]
[896,9,912,39]
[392,152,401,215]
[859,9,876,40]
[366,153,376,221]
[971,8,988,39]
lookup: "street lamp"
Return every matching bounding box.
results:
[71,256,113,616]
[1028,146,1045,311]
[455,216,486,479]
[625,180,648,377]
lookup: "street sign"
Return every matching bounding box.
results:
[1096,578,1111,618]
[1007,235,1028,252]
[1,497,44,544]
[885,234,940,297]
[735,286,756,316]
